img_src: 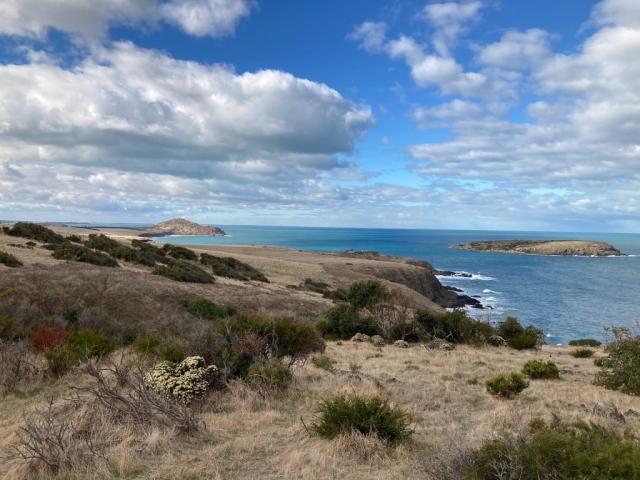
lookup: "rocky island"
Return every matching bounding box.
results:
[452,239,626,256]
[140,218,226,237]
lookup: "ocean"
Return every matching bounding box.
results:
[75,224,640,344]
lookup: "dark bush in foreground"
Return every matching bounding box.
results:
[153,259,214,283]
[498,316,545,346]
[246,358,292,392]
[571,348,594,358]
[569,338,602,347]
[317,303,379,339]
[347,280,386,310]
[459,420,640,479]
[416,309,495,344]
[185,298,232,321]
[200,253,269,282]
[486,372,529,399]
[49,242,119,267]
[3,222,65,244]
[163,244,198,261]
[44,327,116,377]
[308,393,413,446]
[594,332,640,396]
[0,251,23,267]
[522,359,560,379]
[131,240,168,263]
[84,233,120,252]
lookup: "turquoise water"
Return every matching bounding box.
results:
[153,226,640,345]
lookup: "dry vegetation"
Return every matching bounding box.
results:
[1,224,639,479]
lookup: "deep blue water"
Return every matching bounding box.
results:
[75,224,640,344]
[151,226,640,345]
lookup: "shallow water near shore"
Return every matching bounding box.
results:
[77,224,640,344]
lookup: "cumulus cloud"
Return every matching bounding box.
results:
[420,1,483,56]
[477,29,555,70]
[0,0,252,39]
[346,21,388,52]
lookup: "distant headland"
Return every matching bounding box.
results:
[452,239,626,256]
[139,218,226,237]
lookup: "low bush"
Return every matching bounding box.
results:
[416,309,495,344]
[65,234,82,243]
[109,245,156,267]
[308,393,414,446]
[49,242,119,267]
[570,348,594,358]
[153,259,214,283]
[497,316,545,346]
[347,280,387,310]
[3,222,65,244]
[246,358,292,393]
[569,338,602,347]
[318,303,379,339]
[0,251,23,267]
[133,332,187,363]
[594,356,607,367]
[131,240,168,262]
[185,298,231,321]
[301,278,330,294]
[459,420,640,479]
[521,359,560,379]
[144,356,217,404]
[84,233,120,252]
[200,253,269,282]
[32,324,69,353]
[594,332,640,396]
[507,333,538,350]
[45,344,81,377]
[67,327,116,358]
[311,354,337,373]
[486,372,529,399]
[163,244,198,261]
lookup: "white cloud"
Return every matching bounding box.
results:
[477,29,554,70]
[346,21,388,53]
[0,0,251,39]
[421,1,483,56]
[590,0,640,27]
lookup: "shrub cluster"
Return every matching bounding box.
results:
[594,329,640,396]
[109,245,157,267]
[163,244,198,261]
[2,222,65,244]
[185,298,232,321]
[47,242,119,267]
[153,259,214,283]
[521,359,560,379]
[311,354,337,373]
[486,372,529,399]
[497,316,543,350]
[0,251,23,268]
[457,420,640,479]
[308,393,414,446]
[416,309,495,344]
[570,348,594,358]
[245,358,292,393]
[44,326,116,376]
[569,338,602,347]
[144,356,217,404]
[84,234,120,252]
[200,253,269,282]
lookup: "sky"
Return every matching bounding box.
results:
[0,0,639,232]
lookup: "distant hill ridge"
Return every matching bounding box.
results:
[141,218,226,237]
[452,239,626,256]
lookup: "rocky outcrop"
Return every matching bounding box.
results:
[452,240,626,256]
[140,218,226,238]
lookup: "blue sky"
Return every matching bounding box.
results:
[0,0,639,232]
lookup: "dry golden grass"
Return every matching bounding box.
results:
[2,341,638,480]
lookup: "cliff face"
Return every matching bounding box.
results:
[141,218,226,237]
[453,240,626,256]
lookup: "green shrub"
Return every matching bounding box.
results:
[301,278,330,294]
[347,280,386,310]
[311,354,337,373]
[131,240,168,263]
[84,233,121,252]
[246,358,292,392]
[0,315,16,340]
[185,298,231,321]
[45,344,81,377]
[569,338,602,347]
[3,222,65,244]
[594,356,607,367]
[66,234,82,243]
[0,251,23,267]
[522,359,560,379]
[507,334,538,350]
[486,372,529,399]
[460,420,640,479]
[153,259,214,283]
[132,332,187,363]
[594,335,640,396]
[318,303,379,339]
[200,253,269,282]
[49,242,119,267]
[571,348,594,358]
[68,327,116,358]
[163,244,198,261]
[308,393,413,446]
[416,309,495,344]
[109,245,156,267]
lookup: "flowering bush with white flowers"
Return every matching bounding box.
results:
[144,356,217,404]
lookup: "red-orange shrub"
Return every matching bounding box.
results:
[33,324,68,353]
[233,332,268,361]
